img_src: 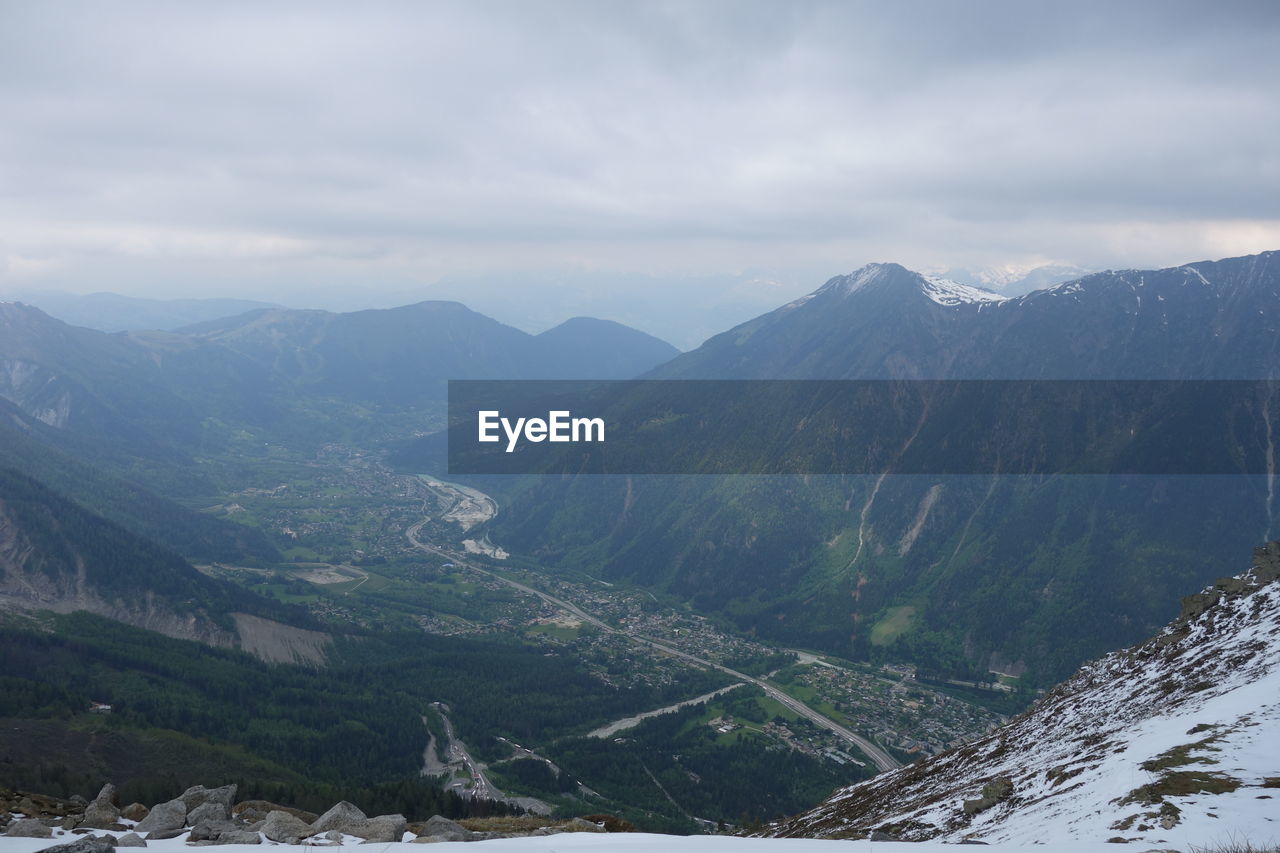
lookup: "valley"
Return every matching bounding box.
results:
[187,441,1010,821]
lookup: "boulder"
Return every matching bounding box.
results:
[963,797,997,815]
[115,833,147,848]
[981,778,1014,801]
[81,798,121,830]
[350,814,406,843]
[261,810,314,844]
[188,822,237,842]
[419,816,475,843]
[142,829,186,841]
[566,817,605,833]
[6,818,53,838]
[232,801,317,825]
[179,786,237,815]
[210,831,261,845]
[94,785,118,807]
[134,800,186,835]
[119,804,149,823]
[34,836,117,853]
[869,829,900,842]
[186,802,230,827]
[309,801,367,835]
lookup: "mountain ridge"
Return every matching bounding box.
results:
[767,541,1280,846]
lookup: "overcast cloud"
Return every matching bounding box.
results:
[1,0,1278,339]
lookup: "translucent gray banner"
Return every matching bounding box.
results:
[446,380,1280,475]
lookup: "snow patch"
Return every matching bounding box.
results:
[920,275,1009,306]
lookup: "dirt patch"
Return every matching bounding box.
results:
[232,613,330,666]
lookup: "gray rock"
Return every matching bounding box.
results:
[186,803,230,827]
[70,795,90,808]
[6,818,54,838]
[309,801,366,836]
[419,816,475,843]
[188,822,236,842]
[81,799,121,830]
[142,829,186,841]
[208,831,260,846]
[261,810,314,844]
[94,785,117,807]
[134,800,186,835]
[34,836,116,853]
[350,814,406,843]
[119,804,149,823]
[963,797,997,815]
[566,817,605,833]
[115,833,146,848]
[1179,590,1221,620]
[980,778,1014,801]
[232,801,317,826]
[179,786,237,815]
[869,830,900,842]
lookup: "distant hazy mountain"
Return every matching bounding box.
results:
[941,263,1094,296]
[180,302,679,403]
[530,316,680,378]
[383,269,810,351]
[0,297,678,507]
[0,290,282,332]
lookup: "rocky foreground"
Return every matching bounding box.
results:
[1,784,619,850]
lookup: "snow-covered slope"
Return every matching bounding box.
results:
[920,274,1009,306]
[768,542,1280,848]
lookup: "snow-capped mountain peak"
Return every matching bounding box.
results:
[810,264,1009,306]
[768,542,1280,848]
[813,263,900,297]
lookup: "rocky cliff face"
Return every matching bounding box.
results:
[0,470,329,662]
[767,542,1280,848]
[0,507,237,648]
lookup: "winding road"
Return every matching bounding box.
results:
[405,501,902,773]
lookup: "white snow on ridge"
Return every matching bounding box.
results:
[920,275,1009,306]
[769,564,1280,849]
[816,264,893,297]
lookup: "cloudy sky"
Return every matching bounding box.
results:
[1,1,1278,343]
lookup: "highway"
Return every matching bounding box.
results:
[406,511,902,773]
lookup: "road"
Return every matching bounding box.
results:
[406,514,902,773]
[430,702,505,802]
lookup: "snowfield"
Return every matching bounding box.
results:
[0,831,1249,853]
[920,275,1009,306]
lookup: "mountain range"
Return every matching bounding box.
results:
[0,291,283,334]
[472,251,1280,684]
